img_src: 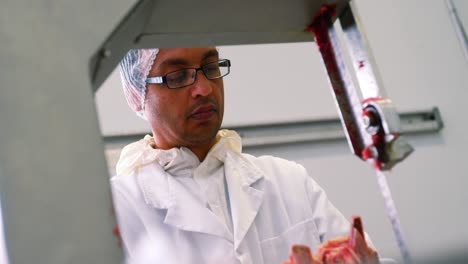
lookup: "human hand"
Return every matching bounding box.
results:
[316,217,379,264]
[282,217,379,264]
[282,244,321,264]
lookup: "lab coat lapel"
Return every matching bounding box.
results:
[224,152,264,251]
[164,175,233,240]
[137,164,232,241]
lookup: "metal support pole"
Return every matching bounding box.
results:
[0,1,127,263]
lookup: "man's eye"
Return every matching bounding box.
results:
[167,70,189,83]
[204,64,220,76]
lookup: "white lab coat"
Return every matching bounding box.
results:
[111,131,361,264]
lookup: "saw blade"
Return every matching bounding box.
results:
[375,169,412,263]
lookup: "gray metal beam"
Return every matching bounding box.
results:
[0,1,132,263]
[89,0,351,92]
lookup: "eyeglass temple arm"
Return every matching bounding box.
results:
[145,76,163,84]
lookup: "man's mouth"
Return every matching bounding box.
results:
[189,104,217,121]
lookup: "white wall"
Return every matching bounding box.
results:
[94,0,468,262]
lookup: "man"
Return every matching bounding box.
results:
[112,47,381,263]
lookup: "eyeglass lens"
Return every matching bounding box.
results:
[165,60,230,89]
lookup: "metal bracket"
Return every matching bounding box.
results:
[308,4,413,170]
[103,108,443,150]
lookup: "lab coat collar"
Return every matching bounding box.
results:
[116,129,241,177]
[137,162,233,240]
[135,129,243,210]
[136,149,265,246]
[164,171,234,240]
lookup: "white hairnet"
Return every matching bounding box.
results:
[119,49,159,119]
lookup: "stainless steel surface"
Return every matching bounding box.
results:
[312,4,413,169]
[340,4,387,99]
[310,4,372,158]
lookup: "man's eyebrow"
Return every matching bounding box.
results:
[202,49,219,61]
[160,49,219,68]
[161,58,189,67]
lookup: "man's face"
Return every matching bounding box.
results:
[144,47,224,149]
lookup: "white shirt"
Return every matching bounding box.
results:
[111,130,382,264]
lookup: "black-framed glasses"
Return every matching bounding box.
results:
[145,59,231,89]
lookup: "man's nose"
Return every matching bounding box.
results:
[190,70,213,98]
